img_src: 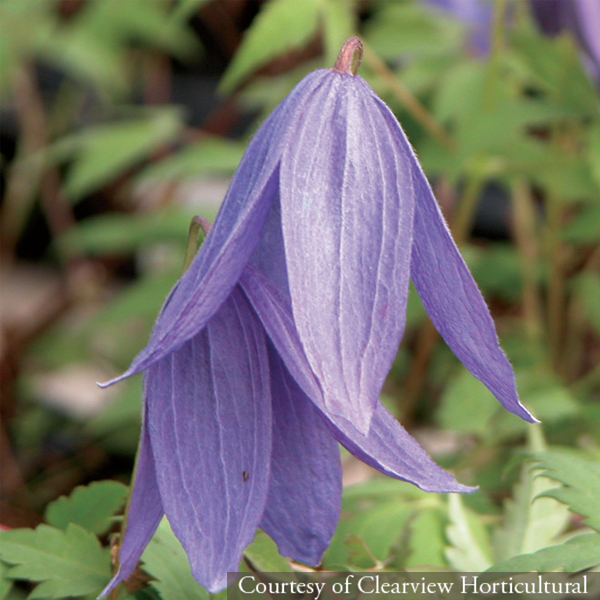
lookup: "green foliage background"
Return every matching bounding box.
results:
[1,0,599,598]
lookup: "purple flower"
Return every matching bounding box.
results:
[100,38,536,595]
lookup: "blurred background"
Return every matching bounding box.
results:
[1,0,599,585]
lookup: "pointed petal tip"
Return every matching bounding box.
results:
[513,402,539,424]
[193,571,228,595]
[97,572,123,599]
[97,369,137,389]
[413,475,477,495]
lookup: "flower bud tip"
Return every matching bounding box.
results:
[333,37,363,76]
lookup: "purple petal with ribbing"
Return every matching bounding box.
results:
[240,266,473,493]
[280,72,414,433]
[99,403,163,597]
[105,71,333,385]
[402,148,537,423]
[146,287,272,593]
[260,343,342,565]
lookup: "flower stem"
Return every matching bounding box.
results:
[510,178,544,346]
[362,43,453,150]
[332,37,363,75]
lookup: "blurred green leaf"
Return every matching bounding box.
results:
[405,509,447,569]
[45,481,129,535]
[142,518,208,600]
[39,0,199,95]
[587,124,600,190]
[323,479,429,569]
[508,27,598,117]
[433,60,485,124]
[466,244,523,304]
[531,151,597,203]
[171,0,214,23]
[219,0,321,93]
[84,378,142,455]
[0,561,13,600]
[532,451,600,533]
[321,0,355,67]
[445,494,492,571]
[0,0,56,102]
[572,274,600,336]
[0,524,110,598]
[244,531,292,573]
[137,137,245,182]
[493,430,570,562]
[437,369,497,435]
[487,533,600,572]
[59,209,191,255]
[563,203,600,245]
[364,3,462,60]
[62,108,184,201]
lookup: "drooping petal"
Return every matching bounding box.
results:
[259,342,342,565]
[99,403,163,597]
[280,72,415,433]
[326,402,474,493]
[396,146,538,423]
[146,287,272,593]
[240,266,473,493]
[107,71,332,384]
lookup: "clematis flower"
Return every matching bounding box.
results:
[100,38,536,596]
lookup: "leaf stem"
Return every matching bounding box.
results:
[510,178,544,345]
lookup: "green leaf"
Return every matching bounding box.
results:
[487,533,600,572]
[572,273,600,337]
[445,494,493,571]
[587,124,600,191]
[84,378,142,455]
[0,561,14,600]
[219,0,321,93]
[531,451,600,532]
[323,479,430,569]
[58,209,192,256]
[563,203,600,244]
[244,530,292,573]
[63,108,184,201]
[39,0,200,95]
[0,524,111,598]
[137,137,245,182]
[142,518,208,600]
[437,369,498,435]
[405,509,447,569]
[493,429,570,562]
[171,0,214,23]
[321,0,355,67]
[0,0,56,102]
[364,3,463,60]
[45,481,129,535]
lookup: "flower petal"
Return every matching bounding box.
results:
[326,403,474,493]
[240,266,473,493]
[99,405,163,597]
[260,342,342,565]
[146,287,272,593]
[280,73,414,433]
[107,71,332,384]
[404,154,537,423]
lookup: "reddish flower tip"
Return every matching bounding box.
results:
[332,37,363,75]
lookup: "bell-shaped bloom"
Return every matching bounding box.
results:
[100,38,536,596]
